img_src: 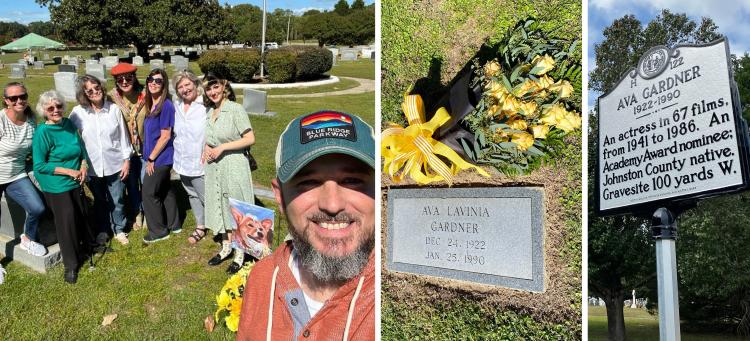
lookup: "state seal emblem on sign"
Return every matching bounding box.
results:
[637,46,670,79]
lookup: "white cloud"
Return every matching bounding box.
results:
[292,7,329,15]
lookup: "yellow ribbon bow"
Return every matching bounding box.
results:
[382,94,490,185]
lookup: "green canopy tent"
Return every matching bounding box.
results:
[0,33,65,51]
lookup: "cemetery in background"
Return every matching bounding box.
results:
[381,0,582,339]
[0,1,376,338]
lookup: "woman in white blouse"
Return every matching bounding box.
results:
[69,75,132,245]
[172,71,208,244]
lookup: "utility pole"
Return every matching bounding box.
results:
[260,0,267,78]
[286,15,291,46]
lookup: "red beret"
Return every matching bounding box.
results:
[111,63,137,76]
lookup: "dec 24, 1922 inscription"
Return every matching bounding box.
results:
[386,187,544,292]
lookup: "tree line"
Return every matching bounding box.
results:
[26,0,373,56]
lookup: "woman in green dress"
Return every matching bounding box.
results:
[202,73,256,274]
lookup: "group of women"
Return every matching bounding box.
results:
[0,63,257,284]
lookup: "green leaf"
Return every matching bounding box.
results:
[526,146,545,156]
[501,74,513,92]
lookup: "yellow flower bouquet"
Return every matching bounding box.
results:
[214,263,255,332]
[462,18,582,174]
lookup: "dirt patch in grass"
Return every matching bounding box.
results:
[382,161,581,325]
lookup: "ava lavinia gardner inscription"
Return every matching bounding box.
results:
[386,187,544,292]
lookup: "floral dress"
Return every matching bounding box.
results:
[204,100,255,234]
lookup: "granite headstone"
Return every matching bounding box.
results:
[10,64,25,78]
[54,72,78,101]
[243,88,267,115]
[387,187,545,292]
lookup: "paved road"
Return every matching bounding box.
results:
[268,77,374,98]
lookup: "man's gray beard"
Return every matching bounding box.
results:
[291,228,374,283]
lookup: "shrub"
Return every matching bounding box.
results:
[287,46,333,80]
[197,50,230,79]
[198,49,261,83]
[225,49,261,83]
[265,49,296,83]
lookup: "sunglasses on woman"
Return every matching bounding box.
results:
[116,74,135,84]
[146,76,164,85]
[5,93,28,102]
[84,87,102,96]
[45,103,64,112]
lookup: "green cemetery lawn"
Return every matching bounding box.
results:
[588,306,748,340]
[263,76,361,96]
[328,59,376,79]
[0,50,374,339]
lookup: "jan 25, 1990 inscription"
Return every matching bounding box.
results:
[386,187,544,292]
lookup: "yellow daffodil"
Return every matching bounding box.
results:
[517,101,538,117]
[555,110,582,132]
[530,124,551,139]
[484,60,502,77]
[511,132,535,151]
[540,103,567,126]
[226,314,240,332]
[549,79,574,98]
[531,54,555,75]
[507,117,528,131]
[217,290,230,309]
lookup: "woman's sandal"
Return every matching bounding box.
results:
[188,227,207,244]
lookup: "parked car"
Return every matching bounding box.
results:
[265,42,279,49]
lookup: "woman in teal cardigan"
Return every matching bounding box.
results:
[32,90,93,284]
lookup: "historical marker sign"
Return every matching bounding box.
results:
[386,187,544,292]
[597,38,750,215]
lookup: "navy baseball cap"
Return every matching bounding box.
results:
[275,111,375,183]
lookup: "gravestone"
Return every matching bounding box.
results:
[43,53,49,60]
[150,59,164,70]
[103,56,119,69]
[242,88,267,115]
[340,48,357,61]
[86,62,106,82]
[10,64,25,79]
[133,56,144,66]
[171,56,188,72]
[0,185,61,272]
[58,64,75,73]
[33,61,44,70]
[386,187,545,292]
[361,48,374,59]
[54,72,78,101]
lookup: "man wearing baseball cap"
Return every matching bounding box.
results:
[109,62,148,230]
[237,111,375,340]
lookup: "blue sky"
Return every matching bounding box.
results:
[0,0,374,23]
[588,0,750,106]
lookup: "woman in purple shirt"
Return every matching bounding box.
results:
[141,69,180,243]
